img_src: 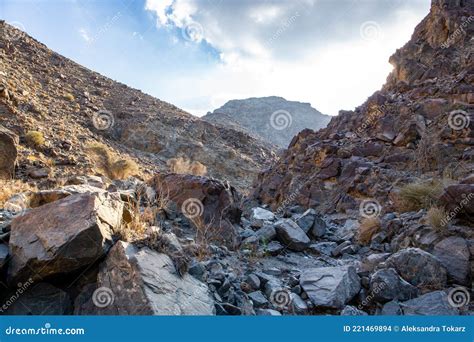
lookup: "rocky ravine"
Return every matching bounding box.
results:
[204,96,331,148]
[0,21,276,189]
[0,0,473,316]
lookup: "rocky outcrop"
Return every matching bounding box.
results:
[90,242,215,315]
[8,192,123,282]
[0,124,18,179]
[204,96,331,148]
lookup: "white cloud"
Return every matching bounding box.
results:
[145,0,431,116]
[78,28,91,43]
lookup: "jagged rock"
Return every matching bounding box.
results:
[0,125,18,179]
[439,184,474,217]
[251,207,275,221]
[92,241,215,315]
[369,268,419,303]
[293,209,315,233]
[290,293,308,314]
[255,224,277,242]
[149,174,241,248]
[274,219,310,251]
[4,283,72,315]
[359,253,391,273]
[308,241,337,256]
[8,192,123,282]
[341,305,368,316]
[0,243,9,268]
[384,248,447,290]
[433,236,470,285]
[310,215,327,238]
[300,266,360,309]
[245,274,261,291]
[265,241,284,255]
[248,291,268,307]
[399,291,459,315]
[380,300,402,315]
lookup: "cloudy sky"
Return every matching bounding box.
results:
[1,0,430,116]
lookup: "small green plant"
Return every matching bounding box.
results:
[25,131,45,147]
[87,143,139,180]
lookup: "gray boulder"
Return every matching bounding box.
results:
[399,291,459,315]
[274,219,310,251]
[369,268,418,303]
[341,305,368,316]
[248,291,268,307]
[8,192,123,283]
[433,237,470,285]
[300,266,360,309]
[310,215,327,238]
[255,224,277,242]
[93,241,215,315]
[308,242,337,256]
[384,248,447,290]
[251,207,275,221]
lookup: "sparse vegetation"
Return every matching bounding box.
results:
[25,130,45,148]
[64,93,75,101]
[167,157,207,176]
[357,217,381,245]
[87,143,139,180]
[0,180,36,207]
[395,180,444,212]
[426,206,449,231]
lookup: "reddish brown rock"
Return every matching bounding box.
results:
[0,125,18,179]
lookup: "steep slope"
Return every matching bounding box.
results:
[0,21,276,189]
[203,96,331,148]
[253,0,473,213]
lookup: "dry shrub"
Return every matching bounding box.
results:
[426,206,449,231]
[395,180,444,212]
[167,157,207,176]
[64,93,75,101]
[0,180,36,207]
[87,143,138,180]
[118,199,156,242]
[357,217,381,245]
[25,131,45,147]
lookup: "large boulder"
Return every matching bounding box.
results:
[274,219,310,251]
[300,266,360,309]
[369,268,418,303]
[0,125,18,179]
[90,241,215,315]
[399,291,459,315]
[433,236,470,285]
[149,174,241,248]
[8,192,123,282]
[384,248,447,290]
[439,183,474,218]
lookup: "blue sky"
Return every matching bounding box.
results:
[1,0,431,116]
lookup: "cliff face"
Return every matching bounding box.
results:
[204,96,331,148]
[0,21,276,189]
[253,0,473,212]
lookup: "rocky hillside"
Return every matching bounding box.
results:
[0,21,276,189]
[203,96,331,148]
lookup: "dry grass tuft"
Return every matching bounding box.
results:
[426,206,449,231]
[25,131,45,148]
[64,93,75,101]
[167,157,207,176]
[87,143,139,180]
[0,180,36,207]
[395,180,444,212]
[357,217,381,245]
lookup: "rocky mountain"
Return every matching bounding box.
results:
[0,21,276,189]
[0,0,473,317]
[204,96,331,148]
